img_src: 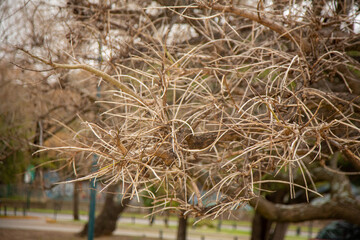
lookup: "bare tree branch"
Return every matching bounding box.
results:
[18,48,148,106]
[200,3,311,52]
[249,196,360,225]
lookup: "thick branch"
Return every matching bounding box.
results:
[250,196,360,225]
[203,4,311,52]
[250,162,357,224]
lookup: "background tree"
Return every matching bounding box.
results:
[0,0,105,216]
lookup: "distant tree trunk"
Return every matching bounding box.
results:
[164,210,169,228]
[78,184,131,237]
[73,181,80,221]
[251,190,289,240]
[148,208,155,226]
[251,212,272,240]
[271,222,289,240]
[177,211,188,240]
[251,212,289,240]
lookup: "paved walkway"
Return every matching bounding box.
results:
[0,213,249,240]
[0,211,316,239]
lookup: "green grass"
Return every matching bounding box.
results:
[2,207,90,216]
[285,235,308,240]
[288,224,320,233]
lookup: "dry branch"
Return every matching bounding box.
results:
[329,139,360,171]
[200,3,311,52]
[18,48,147,106]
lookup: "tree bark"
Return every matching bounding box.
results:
[271,222,289,240]
[177,212,188,240]
[251,209,290,240]
[249,196,360,226]
[78,184,131,237]
[251,212,272,240]
[251,189,289,240]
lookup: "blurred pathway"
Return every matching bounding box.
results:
[0,211,316,239]
[0,214,249,240]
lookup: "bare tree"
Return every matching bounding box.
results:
[6,0,360,240]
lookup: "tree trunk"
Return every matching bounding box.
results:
[271,222,289,240]
[177,212,188,240]
[251,190,288,240]
[73,181,80,221]
[78,184,131,237]
[164,210,169,227]
[251,211,272,240]
[148,209,155,226]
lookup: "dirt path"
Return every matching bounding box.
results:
[0,228,151,240]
